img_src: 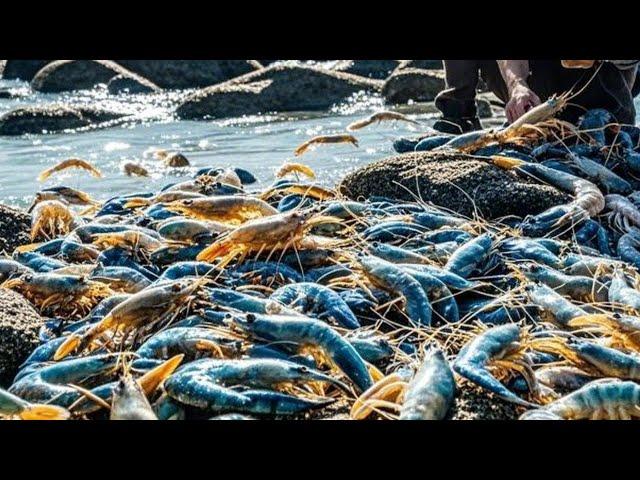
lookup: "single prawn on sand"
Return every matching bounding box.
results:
[346,110,419,131]
[38,158,103,182]
[294,134,359,156]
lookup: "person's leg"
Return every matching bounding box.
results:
[595,63,636,124]
[434,60,482,133]
[478,60,510,104]
[620,65,637,90]
[628,65,640,98]
[528,60,636,125]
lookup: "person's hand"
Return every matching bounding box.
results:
[505,83,541,123]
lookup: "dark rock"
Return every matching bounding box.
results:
[117,60,262,89]
[0,104,126,136]
[1,60,51,81]
[177,64,382,120]
[163,152,190,167]
[107,73,161,94]
[225,64,382,88]
[177,81,269,119]
[0,288,42,387]
[396,60,443,71]
[31,60,132,93]
[333,60,400,79]
[382,68,445,104]
[338,151,570,219]
[0,204,30,255]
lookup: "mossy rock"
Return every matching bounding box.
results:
[0,204,30,254]
[0,104,125,136]
[339,151,570,219]
[0,288,42,387]
[177,64,382,120]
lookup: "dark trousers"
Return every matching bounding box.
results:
[435,60,638,125]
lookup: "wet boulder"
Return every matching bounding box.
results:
[0,204,30,255]
[107,73,161,94]
[333,60,400,79]
[176,80,274,119]
[1,60,51,81]
[31,60,133,93]
[177,64,382,120]
[0,104,126,136]
[0,288,42,387]
[382,68,445,104]
[339,151,569,219]
[117,60,262,89]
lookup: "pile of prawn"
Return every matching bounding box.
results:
[4,98,640,421]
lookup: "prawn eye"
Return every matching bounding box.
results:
[23,274,33,283]
[183,200,193,206]
[297,366,309,373]
[245,313,256,324]
[171,283,182,293]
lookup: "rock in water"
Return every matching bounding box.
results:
[117,60,262,89]
[0,204,30,254]
[107,73,161,94]
[0,104,126,135]
[31,60,134,93]
[382,68,445,104]
[339,151,569,219]
[333,60,400,79]
[176,64,382,120]
[176,81,269,119]
[0,288,42,387]
[0,60,51,81]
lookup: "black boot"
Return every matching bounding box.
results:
[432,116,482,134]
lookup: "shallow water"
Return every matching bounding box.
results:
[0,77,638,209]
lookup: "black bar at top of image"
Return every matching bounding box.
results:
[0,8,637,59]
